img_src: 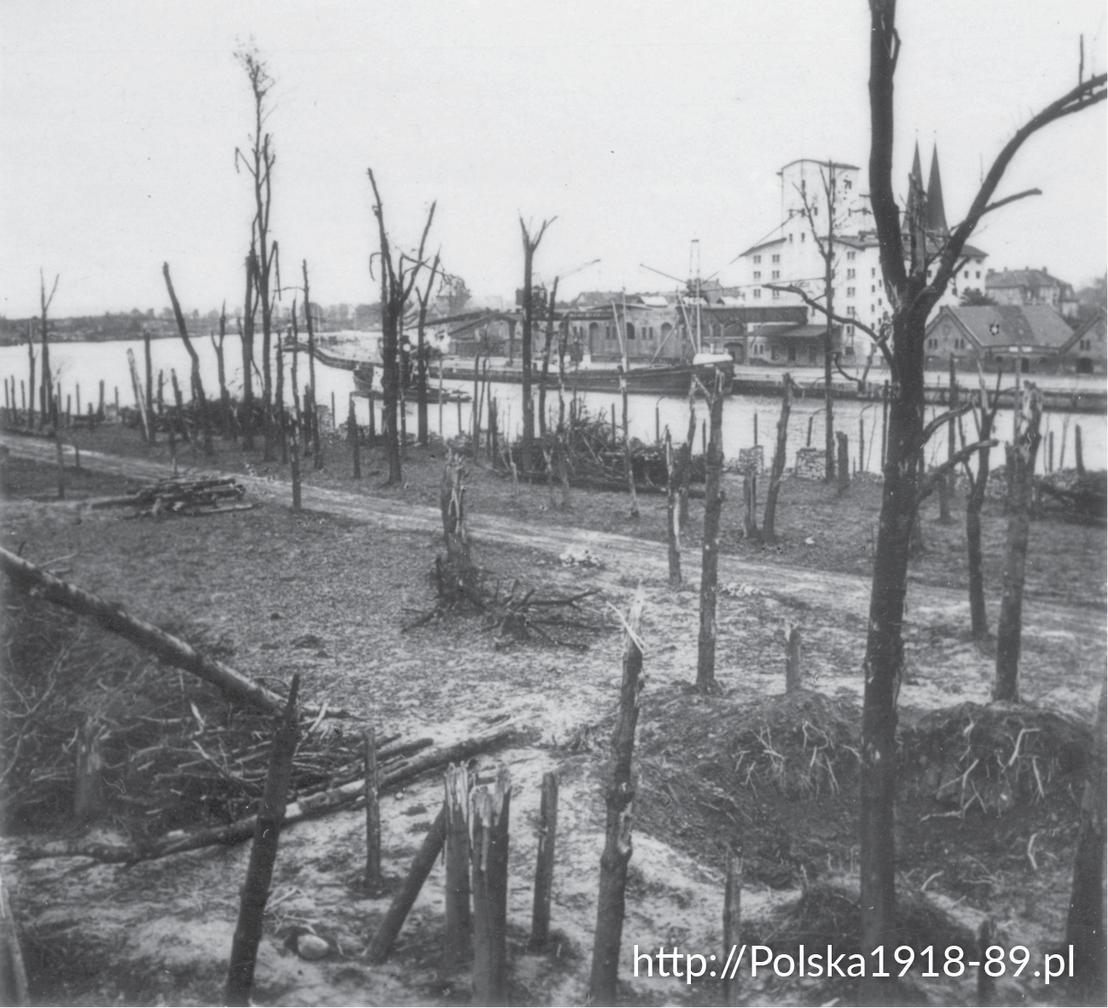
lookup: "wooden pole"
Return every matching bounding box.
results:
[98,379,105,420]
[723,846,743,1007]
[785,624,802,692]
[144,327,155,444]
[588,591,645,1003]
[364,728,381,890]
[528,771,559,951]
[290,418,302,513]
[664,430,682,588]
[698,378,726,691]
[1075,423,1085,476]
[470,767,512,1006]
[224,675,300,1007]
[366,806,447,963]
[442,764,472,976]
[54,434,66,500]
[75,382,81,416]
[349,398,362,480]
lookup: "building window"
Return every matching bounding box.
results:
[753,271,761,280]
[976,271,981,279]
[848,306,856,317]
[872,267,877,277]
[846,268,856,279]
[753,288,762,299]
[771,270,780,280]
[964,270,970,279]
[771,289,780,299]
[801,233,806,243]
[847,251,856,261]
[846,287,855,297]
[753,254,762,264]
[771,253,780,263]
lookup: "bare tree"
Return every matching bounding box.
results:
[39,270,59,425]
[859,2,1104,991]
[367,169,436,484]
[413,252,442,447]
[519,216,555,476]
[239,248,258,449]
[163,262,212,454]
[235,46,279,460]
[994,384,1043,702]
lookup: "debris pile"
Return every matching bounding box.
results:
[91,476,253,518]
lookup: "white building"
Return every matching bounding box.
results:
[734,148,988,362]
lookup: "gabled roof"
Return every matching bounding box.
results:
[737,236,787,257]
[1059,308,1106,355]
[929,304,1075,350]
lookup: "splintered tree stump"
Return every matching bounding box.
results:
[470,767,512,1006]
[723,846,743,1007]
[224,675,301,1007]
[364,729,382,890]
[784,624,803,693]
[442,764,473,978]
[588,592,645,1003]
[73,715,105,824]
[528,771,559,951]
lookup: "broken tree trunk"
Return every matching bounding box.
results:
[678,386,696,529]
[349,397,362,479]
[784,624,802,693]
[442,764,473,977]
[367,805,448,964]
[763,374,792,541]
[1065,680,1107,1002]
[697,375,725,693]
[994,387,1043,702]
[364,728,382,890]
[664,430,681,588]
[0,546,285,715]
[528,770,559,952]
[224,675,300,1006]
[588,591,645,1004]
[470,767,512,1006]
[836,431,849,494]
[723,846,743,1007]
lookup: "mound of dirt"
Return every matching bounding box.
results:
[900,701,1090,817]
[633,687,862,887]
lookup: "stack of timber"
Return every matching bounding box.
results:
[90,476,253,518]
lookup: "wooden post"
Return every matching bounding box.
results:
[73,715,104,823]
[224,675,300,1007]
[697,376,725,692]
[1075,423,1085,475]
[784,624,802,692]
[331,390,336,432]
[290,418,302,513]
[113,385,119,418]
[455,395,463,441]
[753,411,758,447]
[97,379,104,420]
[701,418,707,454]
[743,473,758,539]
[528,771,559,951]
[588,592,645,1003]
[472,355,481,458]
[54,434,66,500]
[976,918,996,1007]
[75,382,81,416]
[349,398,362,480]
[442,764,472,976]
[20,380,26,421]
[763,375,792,541]
[664,430,682,588]
[723,846,743,1007]
[836,431,849,494]
[654,405,660,444]
[368,386,377,443]
[859,413,865,476]
[366,807,448,964]
[144,327,155,444]
[364,728,381,890]
[1047,430,1054,473]
[471,767,512,1006]
[806,412,815,447]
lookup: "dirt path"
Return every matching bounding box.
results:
[3,433,1101,649]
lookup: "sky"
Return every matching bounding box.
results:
[1,0,1105,318]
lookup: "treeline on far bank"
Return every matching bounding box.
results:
[0,313,214,347]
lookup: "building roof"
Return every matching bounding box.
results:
[737,236,787,257]
[926,144,949,234]
[984,268,1069,291]
[778,158,860,174]
[931,304,1075,350]
[748,322,839,340]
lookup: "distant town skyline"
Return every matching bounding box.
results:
[1,0,1104,319]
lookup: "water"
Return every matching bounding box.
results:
[2,335,1104,475]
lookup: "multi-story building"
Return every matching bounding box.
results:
[985,267,1079,319]
[733,147,988,363]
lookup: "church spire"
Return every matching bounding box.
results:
[906,140,925,225]
[926,143,949,234]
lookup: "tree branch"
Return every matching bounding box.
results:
[918,439,998,503]
[766,282,894,370]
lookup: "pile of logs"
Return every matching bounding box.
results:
[1035,470,1107,525]
[91,476,253,518]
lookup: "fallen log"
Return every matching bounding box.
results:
[5,721,517,865]
[0,546,285,716]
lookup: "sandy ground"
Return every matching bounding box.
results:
[0,433,1104,1006]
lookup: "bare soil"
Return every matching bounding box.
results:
[0,423,1104,1006]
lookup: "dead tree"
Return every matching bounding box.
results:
[1066,680,1107,1002]
[763,373,793,541]
[696,371,726,693]
[302,261,322,468]
[519,216,555,476]
[442,764,472,976]
[994,385,1043,702]
[25,326,35,428]
[470,767,512,1006]
[664,430,682,588]
[859,3,1103,989]
[588,591,644,1004]
[143,326,155,444]
[163,262,212,453]
[960,371,1004,640]
[240,248,258,450]
[236,47,279,460]
[614,298,640,518]
[678,384,697,529]
[367,168,436,485]
[413,252,442,447]
[537,277,561,439]
[39,270,59,425]
[212,302,232,438]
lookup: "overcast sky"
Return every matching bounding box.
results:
[1,0,1104,318]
